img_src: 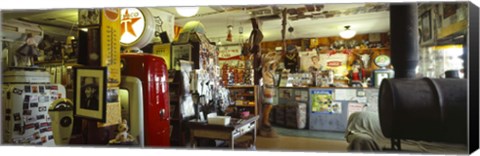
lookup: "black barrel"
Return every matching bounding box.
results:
[379,78,467,144]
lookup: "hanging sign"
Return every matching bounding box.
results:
[218,45,241,68]
[120,8,155,49]
[218,45,242,60]
[101,8,121,87]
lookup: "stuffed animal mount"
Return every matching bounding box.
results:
[108,119,136,145]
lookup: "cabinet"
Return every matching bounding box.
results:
[226,86,259,116]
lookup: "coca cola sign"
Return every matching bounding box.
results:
[327,61,342,67]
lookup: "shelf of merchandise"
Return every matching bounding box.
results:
[226,85,259,116]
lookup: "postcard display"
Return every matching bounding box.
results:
[172,25,227,118]
[308,88,378,132]
[2,68,66,145]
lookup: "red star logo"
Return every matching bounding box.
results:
[121,10,141,37]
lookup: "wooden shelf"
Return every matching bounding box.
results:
[235,105,256,107]
[226,85,256,89]
[35,59,77,66]
[226,85,258,116]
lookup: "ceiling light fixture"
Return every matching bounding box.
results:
[175,7,199,17]
[339,25,356,39]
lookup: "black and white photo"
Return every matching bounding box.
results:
[80,76,100,110]
[74,66,107,122]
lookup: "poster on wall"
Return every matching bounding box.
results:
[347,102,366,119]
[299,50,319,72]
[310,89,334,113]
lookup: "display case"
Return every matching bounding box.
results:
[226,86,258,116]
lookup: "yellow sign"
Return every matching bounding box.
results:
[153,43,171,69]
[101,8,121,87]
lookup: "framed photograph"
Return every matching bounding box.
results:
[78,9,101,27]
[73,66,107,122]
[171,44,192,70]
[420,10,433,44]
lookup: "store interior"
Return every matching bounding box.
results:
[0,2,474,154]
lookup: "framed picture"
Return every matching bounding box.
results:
[171,44,192,70]
[78,9,101,27]
[73,66,107,122]
[420,10,433,44]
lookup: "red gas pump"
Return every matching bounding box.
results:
[120,53,170,147]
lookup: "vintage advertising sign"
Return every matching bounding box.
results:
[100,9,122,126]
[120,8,146,45]
[120,8,155,48]
[299,50,319,72]
[320,53,348,77]
[153,44,172,69]
[101,8,121,87]
[218,45,242,68]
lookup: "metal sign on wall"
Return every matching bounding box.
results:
[101,8,121,87]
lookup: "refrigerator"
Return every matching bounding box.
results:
[2,67,66,145]
[120,53,170,147]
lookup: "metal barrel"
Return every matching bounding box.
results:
[379,78,467,144]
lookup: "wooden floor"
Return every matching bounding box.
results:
[255,134,349,153]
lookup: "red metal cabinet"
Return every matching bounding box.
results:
[121,53,170,147]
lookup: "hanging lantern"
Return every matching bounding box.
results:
[226,25,233,42]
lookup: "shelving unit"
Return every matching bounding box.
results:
[168,70,192,147]
[226,85,259,116]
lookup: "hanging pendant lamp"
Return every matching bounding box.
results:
[226,25,233,42]
[339,25,356,39]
